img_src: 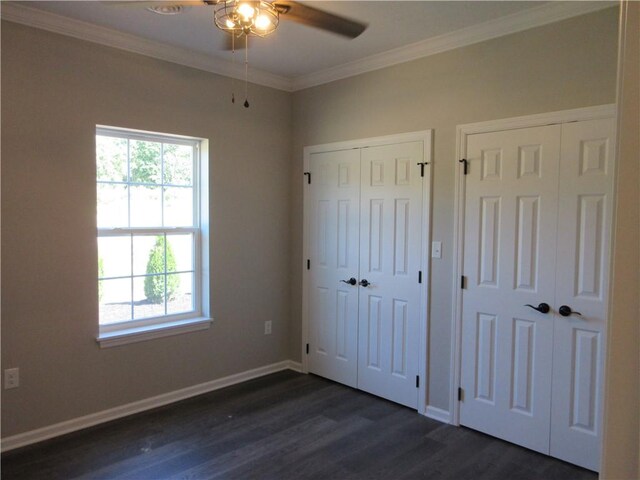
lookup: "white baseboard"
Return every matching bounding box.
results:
[286,360,303,372]
[425,405,452,424]
[1,360,301,453]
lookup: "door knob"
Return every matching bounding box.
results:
[559,305,582,317]
[524,303,550,314]
[359,279,370,287]
[340,277,357,286]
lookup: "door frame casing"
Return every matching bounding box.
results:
[302,130,434,415]
[450,104,617,426]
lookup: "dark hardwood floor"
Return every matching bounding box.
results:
[2,370,597,480]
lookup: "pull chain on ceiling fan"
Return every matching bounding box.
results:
[215,1,279,107]
[231,32,250,108]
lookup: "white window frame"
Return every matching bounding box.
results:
[96,126,211,347]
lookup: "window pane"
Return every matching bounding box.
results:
[130,185,162,227]
[167,234,193,272]
[164,144,193,186]
[164,187,193,227]
[133,235,163,277]
[130,140,161,185]
[167,273,194,314]
[134,276,165,319]
[97,136,128,182]
[97,183,128,228]
[96,128,201,330]
[98,236,132,279]
[99,278,132,325]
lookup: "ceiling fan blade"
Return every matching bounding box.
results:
[103,1,212,7]
[273,1,367,39]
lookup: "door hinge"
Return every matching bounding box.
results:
[461,275,466,289]
[307,259,310,270]
[458,387,464,402]
[417,162,428,177]
[418,270,423,284]
[416,375,420,388]
[303,172,311,184]
[306,343,309,355]
[459,158,468,175]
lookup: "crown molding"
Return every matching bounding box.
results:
[291,1,616,90]
[2,1,615,93]
[0,2,294,92]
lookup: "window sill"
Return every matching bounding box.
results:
[97,317,213,348]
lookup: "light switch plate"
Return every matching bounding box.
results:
[432,241,442,259]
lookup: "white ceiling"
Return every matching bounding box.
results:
[3,1,614,90]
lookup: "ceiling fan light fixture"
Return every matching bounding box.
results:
[214,0,279,37]
[237,3,255,20]
[254,14,272,31]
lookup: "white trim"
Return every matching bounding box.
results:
[450,104,617,427]
[286,360,303,373]
[1,2,614,92]
[96,125,202,145]
[303,130,436,156]
[601,1,635,472]
[418,131,434,416]
[301,150,310,374]
[97,316,213,348]
[1,360,300,452]
[199,139,211,325]
[302,129,433,414]
[290,2,615,90]
[0,3,292,92]
[425,405,453,425]
[454,104,617,136]
[450,117,466,427]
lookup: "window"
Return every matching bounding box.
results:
[96,127,210,346]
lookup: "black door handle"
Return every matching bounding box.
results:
[359,279,370,287]
[524,303,550,314]
[340,277,357,286]
[559,305,582,317]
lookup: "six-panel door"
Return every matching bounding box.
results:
[460,124,562,453]
[551,118,615,471]
[357,142,424,409]
[308,149,361,387]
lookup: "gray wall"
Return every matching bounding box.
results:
[290,8,619,412]
[1,21,292,437]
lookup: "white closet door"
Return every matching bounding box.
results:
[307,149,361,387]
[460,125,561,453]
[357,141,424,408]
[550,118,616,471]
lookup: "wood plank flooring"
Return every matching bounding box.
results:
[2,370,597,479]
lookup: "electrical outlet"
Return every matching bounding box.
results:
[4,368,19,389]
[431,241,442,259]
[264,321,272,335]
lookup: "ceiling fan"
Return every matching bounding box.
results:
[110,1,367,106]
[112,1,368,39]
